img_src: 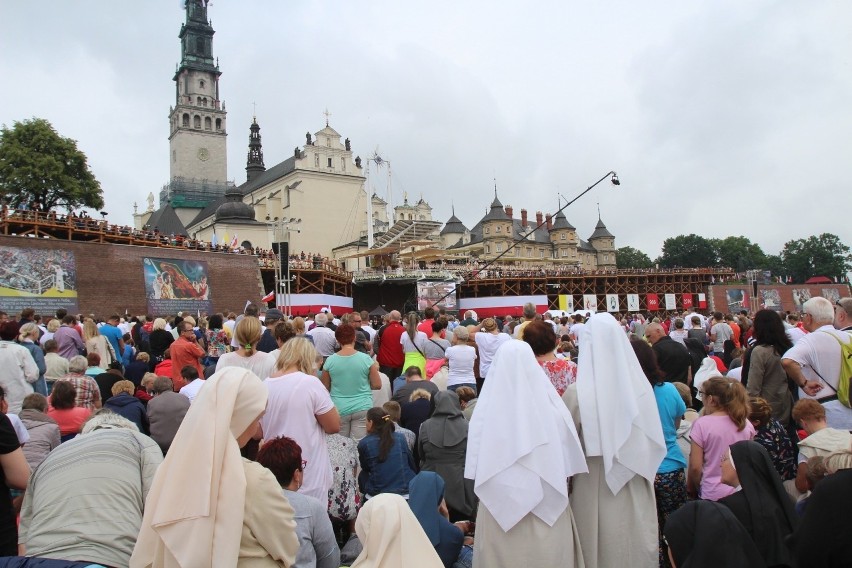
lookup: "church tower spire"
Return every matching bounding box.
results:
[166,0,228,209]
[246,117,265,183]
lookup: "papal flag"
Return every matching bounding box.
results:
[665,294,676,310]
[558,294,574,312]
[627,294,640,312]
[606,294,619,312]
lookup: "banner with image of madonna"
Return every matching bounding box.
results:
[143,257,212,315]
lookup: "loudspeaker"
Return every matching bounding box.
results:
[271,242,289,257]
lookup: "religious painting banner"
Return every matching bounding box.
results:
[726,289,749,312]
[822,288,841,305]
[606,294,619,312]
[0,245,79,313]
[627,294,640,312]
[143,257,212,315]
[682,294,693,309]
[664,294,676,310]
[646,293,659,311]
[759,289,783,311]
[583,294,598,312]
[791,289,811,311]
[416,281,457,311]
[558,294,574,313]
[698,293,707,309]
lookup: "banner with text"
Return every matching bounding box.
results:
[665,294,676,310]
[682,294,693,309]
[143,257,212,315]
[0,245,79,313]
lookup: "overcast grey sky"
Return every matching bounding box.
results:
[1,0,849,259]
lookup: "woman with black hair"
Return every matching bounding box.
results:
[743,310,794,425]
[357,406,417,498]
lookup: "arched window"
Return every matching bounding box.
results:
[485,245,491,254]
[496,226,501,233]
[203,98,208,107]
[204,117,212,130]
[408,214,412,220]
[199,79,205,89]
[215,118,222,130]
[196,97,202,106]
[561,232,566,240]
[485,227,490,235]
[182,114,189,127]
[194,115,201,129]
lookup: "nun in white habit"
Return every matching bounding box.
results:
[464,340,588,568]
[563,312,666,568]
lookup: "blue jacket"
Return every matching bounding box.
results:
[104,393,149,434]
[358,432,417,496]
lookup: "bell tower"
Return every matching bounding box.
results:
[167,0,228,191]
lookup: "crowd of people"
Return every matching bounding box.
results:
[0,295,849,567]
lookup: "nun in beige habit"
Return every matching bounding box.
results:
[465,340,588,568]
[563,312,666,568]
[130,367,299,568]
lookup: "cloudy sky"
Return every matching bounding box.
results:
[1,0,849,259]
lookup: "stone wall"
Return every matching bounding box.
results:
[0,235,264,318]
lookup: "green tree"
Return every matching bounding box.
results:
[615,245,653,269]
[0,118,103,212]
[781,233,852,283]
[762,254,786,277]
[657,234,718,268]
[712,236,767,271]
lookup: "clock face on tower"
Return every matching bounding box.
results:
[197,147,210,161]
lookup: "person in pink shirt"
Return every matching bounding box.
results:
[687,377,755,501]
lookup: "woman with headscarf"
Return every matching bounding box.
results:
[130,367,299,567]
[718,441,797,568]
[350,493,443,568]
[418,391,476,520]
[408,471,470,568]
[663,500,764,568]
[563,313,666,567]
[465,340,587,567]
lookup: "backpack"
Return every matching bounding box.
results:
[822,331,852,408]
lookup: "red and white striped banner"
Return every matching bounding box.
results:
[279,293,353,316]
[458,295,548,318]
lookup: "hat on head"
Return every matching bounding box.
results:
[264,308,284,321]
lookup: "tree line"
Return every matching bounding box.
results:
[616,234,852,284]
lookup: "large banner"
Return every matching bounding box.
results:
[0,245,79,313]
[759,289,783,311]
[791,288,811,311]
[606,294,619,312]
[726,289,749,312]
[627,294,640,312]
[416,281,457,311]
[664,294,676,310]
[143,257,212,315]
[558,294,574,312]
[583,294,598,312]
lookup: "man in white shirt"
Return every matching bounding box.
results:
[359,310,377,342]
[782,296,852,430]
[307,313,337,358]
[177,365,204,403]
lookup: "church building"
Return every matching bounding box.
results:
[134,0,370,257]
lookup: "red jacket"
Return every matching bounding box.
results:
[377,321,405,368]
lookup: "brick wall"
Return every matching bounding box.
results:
[0,236,264,317]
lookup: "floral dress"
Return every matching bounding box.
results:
[754,418,797,481]
[326,433,360,521]
[205,328,230,362]
[539,358,577,396]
